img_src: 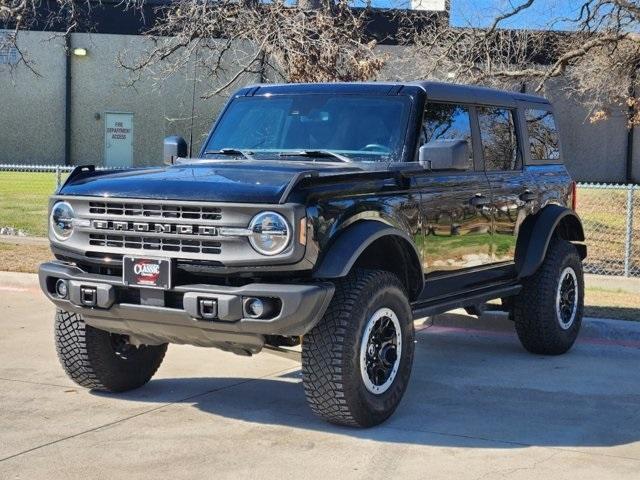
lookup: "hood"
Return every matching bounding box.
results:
[59,160,368,203]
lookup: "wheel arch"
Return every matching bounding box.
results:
[312,220,424,301]
[515,204,587,279]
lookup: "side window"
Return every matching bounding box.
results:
[421,103,473,169]
[526,109,560,162]
[477,107,521,171]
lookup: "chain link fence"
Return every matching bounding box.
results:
[0,164,123,189]
[578,183,639,277]
[1,164,639,277]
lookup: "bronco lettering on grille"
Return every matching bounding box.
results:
[92,220,219,236]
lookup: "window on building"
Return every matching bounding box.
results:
[421,103,474,169]
[0,33,20,65]
[526,109,560,162]
[477,107,521,171]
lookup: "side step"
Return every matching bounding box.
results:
[411,283,521,319]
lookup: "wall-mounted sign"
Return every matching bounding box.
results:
[0,33,20,65]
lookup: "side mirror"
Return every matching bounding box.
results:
[163,136,188,165]
[419,139,470,171]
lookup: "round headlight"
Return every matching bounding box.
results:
[248,211,291,256]
[50,201,75,240]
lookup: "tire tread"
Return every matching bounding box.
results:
[55,310,166,392]
[302,269,412,426]
[513,238,584,355]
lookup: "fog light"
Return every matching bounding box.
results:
[55,279,68,298]
[245,297,265,318]
[243,297,279,319]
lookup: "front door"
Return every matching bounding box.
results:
[416,102,493,277]
[104,112,133,168]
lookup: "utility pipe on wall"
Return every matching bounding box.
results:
[64,33,72,166]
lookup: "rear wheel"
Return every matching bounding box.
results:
[513,238,584,355]
[55,310,167,392]
[302,269,415,427]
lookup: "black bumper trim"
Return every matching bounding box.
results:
[39,261,334,352]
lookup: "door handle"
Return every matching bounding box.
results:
[470,194,490,207]
[519,190,536,202]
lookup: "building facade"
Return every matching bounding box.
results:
[0,4,638,183]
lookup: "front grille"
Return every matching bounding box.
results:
[89,234,222,255]
[88,201,222,221]
[58,196,296,265]
[78,199,229,257]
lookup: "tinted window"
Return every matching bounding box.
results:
[478,107,521,171]
[421,103,473,168]
[526,109,560,161]
[205,95,411,162]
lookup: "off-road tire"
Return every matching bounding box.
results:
[513,238,584,355]
[55,309,167,392]
[302,269,415,427]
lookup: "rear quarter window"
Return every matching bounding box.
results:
[525,109,560,162]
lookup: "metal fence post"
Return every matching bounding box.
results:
[56,165,61,188]
[624,185,635,277]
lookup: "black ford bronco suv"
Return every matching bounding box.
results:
[40,82,586,427]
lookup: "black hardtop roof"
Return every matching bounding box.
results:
[238,81,550,107]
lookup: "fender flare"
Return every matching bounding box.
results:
[515,204,586,279]
[312,220,424,296]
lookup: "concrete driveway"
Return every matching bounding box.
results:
[1,272,639,479]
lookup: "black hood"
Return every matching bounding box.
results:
[59,160,369,203]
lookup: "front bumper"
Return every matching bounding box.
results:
[39,261,334,355]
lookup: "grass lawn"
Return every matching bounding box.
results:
[0,172,57,236]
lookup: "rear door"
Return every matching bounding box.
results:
[476,106,536,268]
[415,102,493,279]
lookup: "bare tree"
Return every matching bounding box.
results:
[407,0,640,125]
[121,0,385,97]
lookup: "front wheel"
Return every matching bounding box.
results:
[55,310,167,392]
[302,269,415,427]
[512,238,584,355]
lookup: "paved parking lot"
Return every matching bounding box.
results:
[1,272,639,479]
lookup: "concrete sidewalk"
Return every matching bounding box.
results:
[1,273,640,479]
[586,273,640,294]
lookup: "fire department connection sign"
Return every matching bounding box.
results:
[104,112,133,168]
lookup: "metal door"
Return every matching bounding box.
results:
[104,112,133,168]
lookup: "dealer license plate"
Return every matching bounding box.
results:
[123,256,173,289]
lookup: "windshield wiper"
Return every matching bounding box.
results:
[205,148,255,160]
[278,150,352,163]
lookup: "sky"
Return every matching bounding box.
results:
[450,0,584,29]
[364,0,588,30]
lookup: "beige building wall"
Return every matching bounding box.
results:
[542,77,631,184]
[0,31,259,167]
[0,31,66,165]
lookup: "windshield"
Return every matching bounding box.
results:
[204,94,411,162]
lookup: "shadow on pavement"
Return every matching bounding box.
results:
[93,313,640,449]
[584,305,640,322]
